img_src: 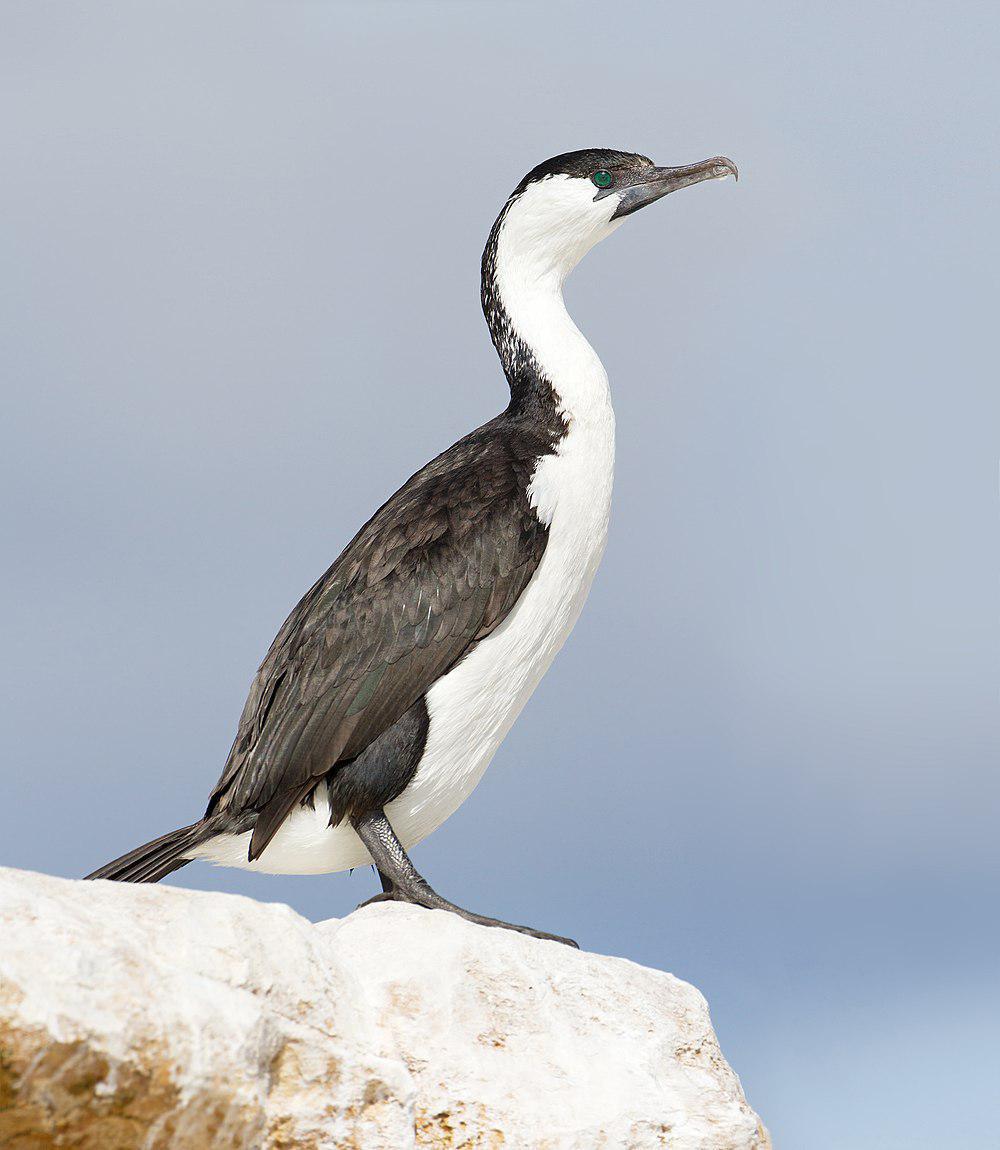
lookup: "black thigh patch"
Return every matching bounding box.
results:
[324,696,430,826]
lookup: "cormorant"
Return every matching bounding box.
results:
[88,149,737,946]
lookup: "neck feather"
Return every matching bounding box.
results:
[481,195,612,431]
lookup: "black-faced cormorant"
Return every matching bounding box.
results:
[88,149,737,946]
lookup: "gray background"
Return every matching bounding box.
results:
[2,2,998,1145]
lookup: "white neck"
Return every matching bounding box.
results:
[491,178,622,425]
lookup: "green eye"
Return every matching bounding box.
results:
[592,170,613,189]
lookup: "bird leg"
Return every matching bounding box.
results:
[350,809,578,948]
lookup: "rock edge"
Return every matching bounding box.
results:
[0,867,768,1149]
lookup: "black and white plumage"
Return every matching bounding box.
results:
[88,149,736,942]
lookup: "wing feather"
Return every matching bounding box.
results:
[206,415,555,860]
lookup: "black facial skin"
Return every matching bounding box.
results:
[514,148,738,219]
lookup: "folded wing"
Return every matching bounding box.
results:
[206,418,551,859]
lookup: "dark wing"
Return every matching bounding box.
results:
[206,416,551,859]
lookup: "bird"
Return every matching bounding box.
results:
[87,148,737,946]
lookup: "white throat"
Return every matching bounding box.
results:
[492,176,623,426]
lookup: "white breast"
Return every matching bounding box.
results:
[386,385,614,855]
[191,176,619,875]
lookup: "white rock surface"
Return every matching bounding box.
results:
[0,867,768,1149]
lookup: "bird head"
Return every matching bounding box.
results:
[491,149,737,284]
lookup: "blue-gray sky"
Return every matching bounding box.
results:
[2,2,998,1145]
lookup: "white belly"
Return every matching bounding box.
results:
[385,404,615,856]
[189,404,615,876]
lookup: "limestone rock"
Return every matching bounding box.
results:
[0,867,768,1148]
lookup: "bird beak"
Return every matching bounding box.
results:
[610,156,738,219]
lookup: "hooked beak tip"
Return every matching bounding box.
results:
[656,154,739,192]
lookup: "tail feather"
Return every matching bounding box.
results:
[85,822,207,883]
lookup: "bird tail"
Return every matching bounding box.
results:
[85,821,207,884]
